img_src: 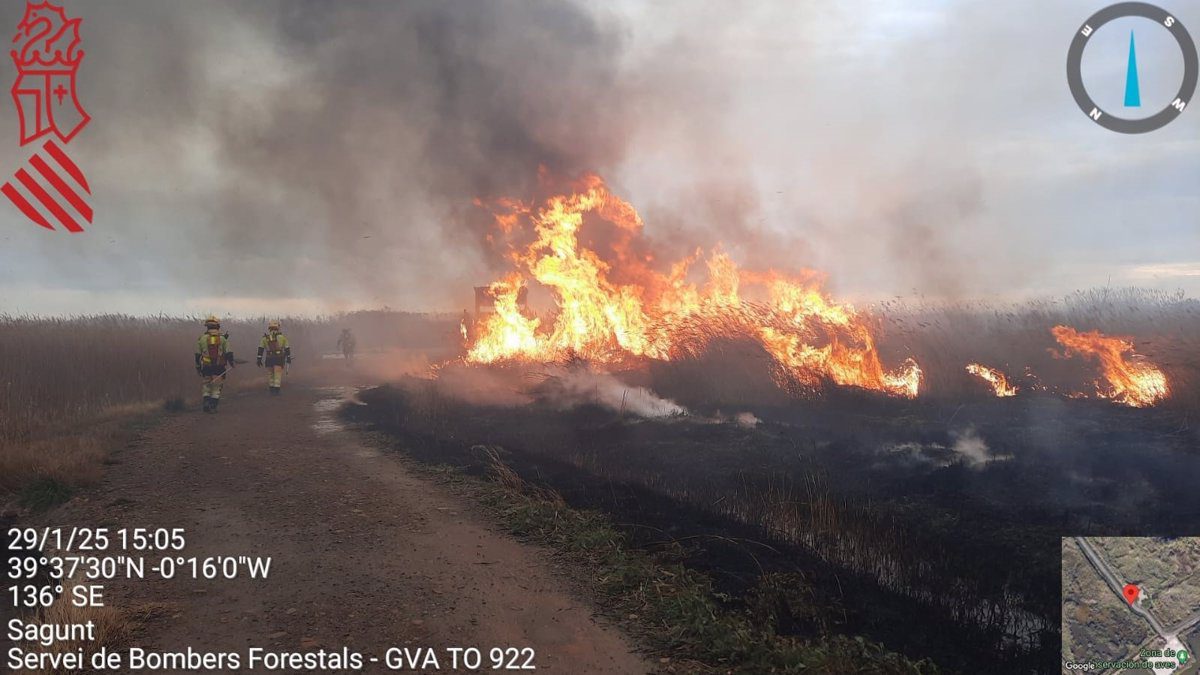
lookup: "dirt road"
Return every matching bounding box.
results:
[32,362,646,673]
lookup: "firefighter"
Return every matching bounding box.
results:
[256,320,292,394]
[337,328,356,361]
[194,315,234,413]
[460,309,471,344]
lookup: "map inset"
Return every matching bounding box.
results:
[1063,537,1200,674]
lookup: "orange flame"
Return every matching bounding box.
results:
[966,363,1018,397]
[1050,326,1169,407]
[467,174,920,398]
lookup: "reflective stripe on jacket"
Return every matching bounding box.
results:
[259,332,289,355]
[196,332,230,366]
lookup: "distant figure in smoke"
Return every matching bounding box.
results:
[257,320,292,395]
[195,315,235,413]
[337,328,356,362]
[460,309,471,344]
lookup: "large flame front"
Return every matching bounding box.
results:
[1051,326,1169,408]
[467,174,920,398]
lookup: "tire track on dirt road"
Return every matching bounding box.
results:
[33,369,647,673]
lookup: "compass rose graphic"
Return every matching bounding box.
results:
[1067,2,1198,133]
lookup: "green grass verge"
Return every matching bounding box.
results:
[19,476,74,510]
[415,459,941,674]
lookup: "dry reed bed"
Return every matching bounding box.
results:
[0,311,456,499]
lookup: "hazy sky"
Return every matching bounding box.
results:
[0,0,1196,316]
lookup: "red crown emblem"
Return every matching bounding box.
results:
[11,1,83,73]
[3,1,92,233]
[9,1,88,146]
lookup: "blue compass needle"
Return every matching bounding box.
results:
[1125,30,1142,107]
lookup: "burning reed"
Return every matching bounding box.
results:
[456,173,1189,413]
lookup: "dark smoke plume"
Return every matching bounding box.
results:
[0,0,634,309]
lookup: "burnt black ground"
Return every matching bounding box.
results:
[350,376,1200,674]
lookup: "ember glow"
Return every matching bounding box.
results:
[966,363,1019,398]
[1051,325,1169,408]
[467,174,921,398]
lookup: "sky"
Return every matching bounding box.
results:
[0,0,1196,316]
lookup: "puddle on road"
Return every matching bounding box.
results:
[312,386,362,435]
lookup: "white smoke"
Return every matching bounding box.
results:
[425,361,686,417]
[883,426,1009,469]
[950,426,998,466]
[430,363,535,408]
[535,368,687,418]
[734,411,760,428]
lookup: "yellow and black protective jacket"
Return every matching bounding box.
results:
[194,331,233,376]
[257,332,291,367]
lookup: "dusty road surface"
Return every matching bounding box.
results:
[33,360,646,674]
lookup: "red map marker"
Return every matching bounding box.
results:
[1123,584,1140,605]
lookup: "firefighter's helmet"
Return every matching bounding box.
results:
[204,315,220,329]
[268,320,281,331]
